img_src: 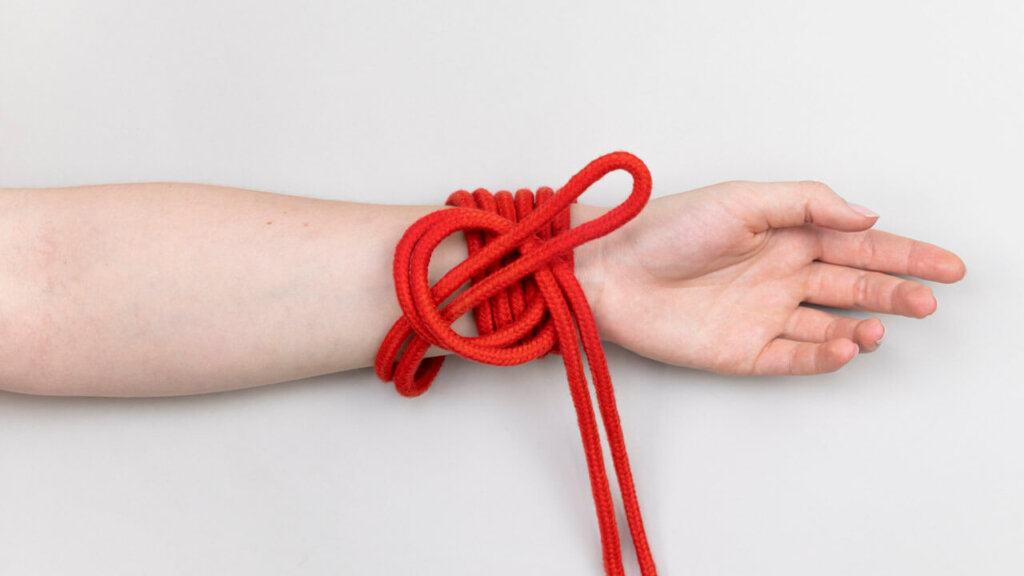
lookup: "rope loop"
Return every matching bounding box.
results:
[375,151,657,576]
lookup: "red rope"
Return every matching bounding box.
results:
[375,151,657,575]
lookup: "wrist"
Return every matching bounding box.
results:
[570,203,614,342]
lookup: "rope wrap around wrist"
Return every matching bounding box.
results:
[375,151,657,576]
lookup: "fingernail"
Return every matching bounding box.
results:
[847,202,879,218]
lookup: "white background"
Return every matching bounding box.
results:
[1,1,1020,574]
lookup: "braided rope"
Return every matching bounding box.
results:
[375,151,657,575]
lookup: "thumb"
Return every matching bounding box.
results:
[749,180,879,232]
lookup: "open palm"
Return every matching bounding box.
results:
[587,180,966,375]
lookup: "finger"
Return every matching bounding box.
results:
[753,337,859,375]
[782,306,886,352]
[816,228,967,284]
[805,262,937,318]
[742,180,880,233]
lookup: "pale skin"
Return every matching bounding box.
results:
[0,180,965,397]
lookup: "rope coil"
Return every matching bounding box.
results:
[375,151,657,575]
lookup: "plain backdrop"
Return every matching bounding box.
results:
[0,1,1020,574]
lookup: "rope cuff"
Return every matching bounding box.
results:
[375,151,657,576]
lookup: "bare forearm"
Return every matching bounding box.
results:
[0,183,470,396]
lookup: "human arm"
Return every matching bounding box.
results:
[0,179,964,397]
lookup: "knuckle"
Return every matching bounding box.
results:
[798,180,836,199]
[860,232,878,268]
[853,272,871,307]
[824,317,839,340]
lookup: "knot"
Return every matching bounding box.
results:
[446,185,574,357]
[375,151,651,396]
[374,151,657,576]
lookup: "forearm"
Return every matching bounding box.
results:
[0,183,452,396]
[0,183,607,397]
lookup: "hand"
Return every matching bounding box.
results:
[580,180,966,375]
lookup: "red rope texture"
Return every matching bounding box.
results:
[375,151,657,576]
